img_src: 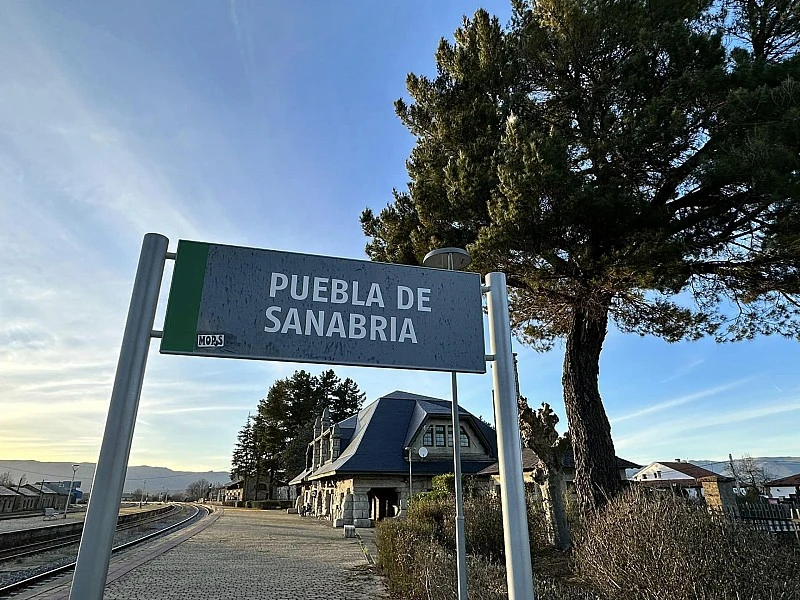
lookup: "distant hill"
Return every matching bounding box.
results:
[0,460,231,493]
[689,457,800,480]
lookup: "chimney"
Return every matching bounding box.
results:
[331,423,341,461]
[312,414,322,468]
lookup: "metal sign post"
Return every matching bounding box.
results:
[485,272,535,600]
[69,233,168,600]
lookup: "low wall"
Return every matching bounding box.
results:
[0,505,175,550]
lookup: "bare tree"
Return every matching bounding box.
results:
[725,454,774,499]
[518,397,572,550]
[0,472,14,487]
[186,478,211,501]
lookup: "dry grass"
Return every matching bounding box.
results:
[572,490,800,600]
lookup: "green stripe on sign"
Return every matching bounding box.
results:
[160,240,210,354]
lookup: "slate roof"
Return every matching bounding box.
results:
[299,390,498,482]
[25,484,60,495]
[0,486,19,496]
[478,447,640,476]
[766,473,800,487]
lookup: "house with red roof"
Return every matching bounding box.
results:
[631,460,734,498]
[765,473,800,501]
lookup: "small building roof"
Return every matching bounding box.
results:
[25,484,59,495]
[765,473,800,487]
[0,485,20,496]
[657,461,731,481]
[288,469,310,486]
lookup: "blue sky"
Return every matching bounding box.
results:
[1,1,798,473]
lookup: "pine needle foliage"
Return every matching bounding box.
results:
[361,0,800,514]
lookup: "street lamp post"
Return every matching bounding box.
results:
[422,247,471,600]
[64,464,80,519]
[140,480,147,508]
[405,447,413,503]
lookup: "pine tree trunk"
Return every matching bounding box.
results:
[562,298,621,515]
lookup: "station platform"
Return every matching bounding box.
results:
[28,507,388,599]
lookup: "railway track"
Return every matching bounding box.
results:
[0,504,210,598]
[0,505,183,563]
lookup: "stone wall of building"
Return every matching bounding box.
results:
[699,476,737,515]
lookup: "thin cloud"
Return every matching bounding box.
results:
[615,396,800,453]
[148,406,254,415]
[660,357,706,383]
[611,377,755,423]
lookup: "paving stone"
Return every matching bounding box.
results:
[103,507,388,599]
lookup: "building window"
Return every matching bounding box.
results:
[460,426,470,447]
[435,425,446,447]
[447,425,454,447]
[423,426,433,447]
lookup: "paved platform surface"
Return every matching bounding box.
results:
[103,508,388,599]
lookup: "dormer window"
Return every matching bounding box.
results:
[423,427,433,447]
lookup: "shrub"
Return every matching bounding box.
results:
[572,489,800,600]
[376,518,599,600]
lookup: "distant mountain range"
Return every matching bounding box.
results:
[0,460,232,493]
[690,457,800,480]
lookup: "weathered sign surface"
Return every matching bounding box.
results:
[160,241,485,373]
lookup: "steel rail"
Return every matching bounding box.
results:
[0,505,183,562]
[0,504,208,596]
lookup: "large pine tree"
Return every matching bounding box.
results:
[362,0,800,513]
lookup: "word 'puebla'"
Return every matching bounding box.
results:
[264,273,432,343]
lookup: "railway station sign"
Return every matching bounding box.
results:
[160,240,486,373]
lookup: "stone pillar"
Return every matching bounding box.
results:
[700,476,738,516]
[352,491,371,528]
[336,491,354,527]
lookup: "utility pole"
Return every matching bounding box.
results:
[728,454,742,495]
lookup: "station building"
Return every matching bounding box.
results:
[289,390,498,527]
